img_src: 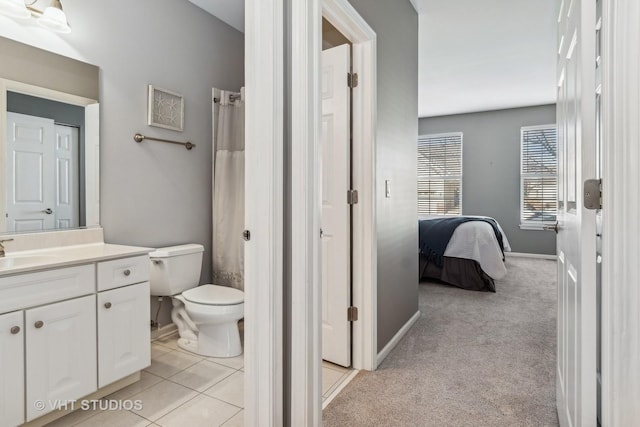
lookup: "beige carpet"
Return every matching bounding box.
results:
[323,257,559,427]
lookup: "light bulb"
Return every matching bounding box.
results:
[37,1,70,34]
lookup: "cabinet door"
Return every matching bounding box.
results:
[0,311,24,427]
[98,282,150,387]
[26,295,97,421]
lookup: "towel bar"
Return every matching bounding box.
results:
[134,133,195,150]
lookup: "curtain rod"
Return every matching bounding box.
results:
[213,93,241,103]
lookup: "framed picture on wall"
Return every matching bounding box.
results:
[147,85,184,131]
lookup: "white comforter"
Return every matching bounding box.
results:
[419,215,511,280]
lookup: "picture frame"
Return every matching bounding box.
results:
[147,85,184,131]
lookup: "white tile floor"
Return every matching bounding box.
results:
[45,333,353,426]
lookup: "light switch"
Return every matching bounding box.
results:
[385,180,391,198]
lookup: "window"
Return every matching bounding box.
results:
[520,125,558,228]
[417,132,462,216]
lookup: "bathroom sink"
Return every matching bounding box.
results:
[0,254,60,269]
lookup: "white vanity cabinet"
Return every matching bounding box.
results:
[0,264,96,423]
[96,255,150,388]
[0,311,24,427]
[25,295,97,422]
[0,248,152,427]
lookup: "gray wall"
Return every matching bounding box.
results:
[0,0,244,325]
[0,36,99,100]
[419,105,557,255]
[347,0,419,352]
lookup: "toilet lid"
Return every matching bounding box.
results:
[182,284,244,305]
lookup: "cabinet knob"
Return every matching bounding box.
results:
[104,302,112,309]
[123,269,131,277]
[10,326,20,334]
[34,321,44,329]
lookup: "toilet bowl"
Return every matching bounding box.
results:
[149,244,244,358]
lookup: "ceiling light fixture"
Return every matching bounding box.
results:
[0,0,30,19]
[0,0,71,34]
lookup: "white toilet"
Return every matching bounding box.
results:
[149,244,244,358]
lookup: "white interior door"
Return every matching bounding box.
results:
[321,44,351,367]
[5,112,55,232]
[556,0,597,426]
[53,124,79,229]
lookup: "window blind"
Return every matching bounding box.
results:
[417,133,462,216]
[521,126,558,226]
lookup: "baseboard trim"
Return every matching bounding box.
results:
[506,252,557,260]
[376,310,420,367]
[151,323,178,341]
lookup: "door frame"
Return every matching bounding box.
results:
[244,0,284,425]
[600,0,640,424]
[322,0,378,373]
[289,0,377,423]
[246,0,376,423]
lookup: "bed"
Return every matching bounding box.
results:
[418,215,511,292]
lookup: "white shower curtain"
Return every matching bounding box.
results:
[212,89,245,290]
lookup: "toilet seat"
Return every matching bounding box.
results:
[182,284,244,306]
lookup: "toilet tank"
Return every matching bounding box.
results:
[149,244,204,296]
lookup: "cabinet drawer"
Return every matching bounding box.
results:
[0,265,95,314]
[97,255,149,291]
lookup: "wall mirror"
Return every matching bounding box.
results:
[0,36,100,235]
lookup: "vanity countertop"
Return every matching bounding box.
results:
[0,243,154,277]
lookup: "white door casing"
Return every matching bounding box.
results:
[290,0,323,424]
[289,0,377,423]
[244,0,285,425]
[556,0,597,426]
[322,0,378,373]
[321,44,352,367]
[5,112,55,232]
[53,124,79,230]
[600,0,640,425]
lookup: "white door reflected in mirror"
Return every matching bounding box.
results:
[5,112,79,233]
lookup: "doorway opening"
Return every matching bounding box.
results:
[320,0,378,374]
[319,18,358,407]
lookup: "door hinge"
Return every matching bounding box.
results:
[584,178,602,210]
[347,306,358,322]
[348,72,359,88]
[347,189,359,205]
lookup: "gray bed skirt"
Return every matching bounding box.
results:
[419,254,496,292]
